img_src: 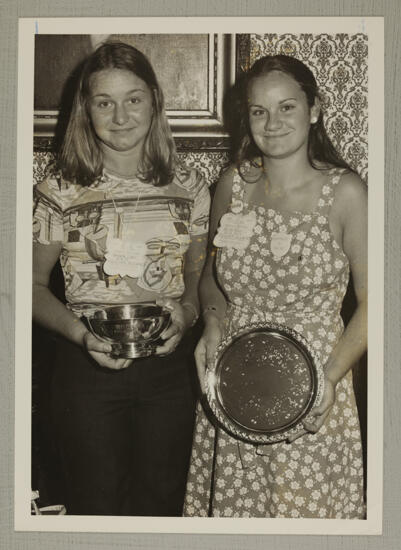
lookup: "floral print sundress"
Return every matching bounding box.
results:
[183,166,365,519]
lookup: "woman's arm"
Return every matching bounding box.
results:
[33,242,88,344]
[194,166,237,391]
[324,173,368,384]
[33,242,131,369]
[298,172,368,436]
[180,232,208,323]
[155,232,208,354]
[200,165,238,318]
[156,169,211,354]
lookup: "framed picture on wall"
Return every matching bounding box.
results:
[34,33,237,149]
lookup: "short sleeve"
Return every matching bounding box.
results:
[33,173,65,244]
[189,173,210,236]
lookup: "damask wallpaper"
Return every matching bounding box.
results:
[32,150,231,190]
[249,33,368,181]
[33,33,368,186]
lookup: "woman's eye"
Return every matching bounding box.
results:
[97,100,113,109]
[128,96,141,105]
[281,104,295,112]
[250,109,264,117]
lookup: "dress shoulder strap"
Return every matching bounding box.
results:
[230,167,247,214]
[316,167,348,214]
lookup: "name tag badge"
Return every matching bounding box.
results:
[213,211,257,250]
[270,232,292,258]
[103,238,147,278]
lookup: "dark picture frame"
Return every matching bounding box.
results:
[34,33,239,151]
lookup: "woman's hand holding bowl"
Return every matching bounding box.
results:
[82,331,132,370]
[155,298,195,356]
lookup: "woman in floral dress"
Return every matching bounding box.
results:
[183,55,367,519]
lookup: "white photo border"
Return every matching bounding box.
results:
[15,16,384,535]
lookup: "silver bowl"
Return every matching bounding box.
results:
[84,303,171,358]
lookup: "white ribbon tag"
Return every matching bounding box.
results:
[213,211,256,249]
[270,232,292,257]
[103,238,147,278]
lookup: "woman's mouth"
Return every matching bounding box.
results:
[111,127,135,133]
[264,132,290,138]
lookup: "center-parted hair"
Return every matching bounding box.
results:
[234,55,352,174]
[60,41,176,186]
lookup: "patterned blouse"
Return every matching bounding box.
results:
[33,164,210,315]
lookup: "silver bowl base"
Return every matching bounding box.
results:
[111,342,158,359]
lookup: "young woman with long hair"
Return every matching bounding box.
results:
[184,55,367,519]
[33,41,210,516]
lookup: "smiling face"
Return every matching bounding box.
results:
[88,68,154,158]
[248,70,319,161]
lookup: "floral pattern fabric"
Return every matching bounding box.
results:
[183,167,365,519]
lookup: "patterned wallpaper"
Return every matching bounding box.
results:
[32,150,230,190]
[33,33,368,187]
[250,33,368,181]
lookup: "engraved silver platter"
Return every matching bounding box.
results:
[205,322,324,444]
[83,303,171,359]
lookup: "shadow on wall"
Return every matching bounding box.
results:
[341,276,367,493]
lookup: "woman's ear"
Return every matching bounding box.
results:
[310,98,321,124]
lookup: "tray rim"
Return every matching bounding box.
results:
[205,321,324,444]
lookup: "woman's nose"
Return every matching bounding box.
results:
[265,112,282,131]
[113,103,129,125]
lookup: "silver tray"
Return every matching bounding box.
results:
[205,322,324,444]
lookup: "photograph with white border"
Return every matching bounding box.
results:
[16,16,383,535]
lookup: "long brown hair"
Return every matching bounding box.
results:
[59,41,176,186]
[234,55,352,175]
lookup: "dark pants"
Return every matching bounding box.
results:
[51,329,198,516]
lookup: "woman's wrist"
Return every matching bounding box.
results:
[202,305,224,326]
[68,316,91,348]
[181,301,199,328]
[324,360,341,387]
